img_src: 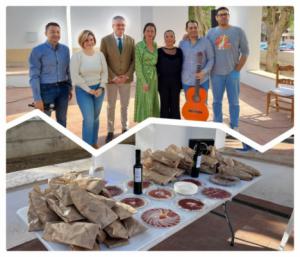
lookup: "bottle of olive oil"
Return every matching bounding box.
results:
[133,149,143,194]
[191,143,202,178]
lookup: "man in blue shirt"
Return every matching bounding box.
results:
[207,7,249,129]
[179,20,214,96]
[29,22,72,127]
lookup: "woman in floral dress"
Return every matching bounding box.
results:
[134,23,160,122]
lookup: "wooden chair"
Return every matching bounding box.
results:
[266,64,294,122]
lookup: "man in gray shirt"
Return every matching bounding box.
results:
[207,7,249,129]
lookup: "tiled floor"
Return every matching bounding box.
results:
[8,198,294,251]
[6,82,293,146]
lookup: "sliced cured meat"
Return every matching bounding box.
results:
[120,197,146,209]
[177,198,204,211]
[202,187,232,199]
[141,208,180,228]
[209,174,240,186]
[105,186,124,197]
[147,188,173,200]
[180,178,202,187]
[127,180,151,189]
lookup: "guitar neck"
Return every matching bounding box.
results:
[195,64,202,89]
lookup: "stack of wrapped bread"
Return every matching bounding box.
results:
[27,172,147,250]
[201,146,261,180]
[142,144,195,185]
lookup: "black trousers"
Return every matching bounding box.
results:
[158,82,181,119]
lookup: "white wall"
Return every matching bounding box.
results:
[135,124,226,151]
[6,6,68,49]
[152,6,188,47]
[70,6,142,49]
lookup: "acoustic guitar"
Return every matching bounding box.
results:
[182,52,209,121]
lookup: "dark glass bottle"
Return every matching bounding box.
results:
[133,149,143,194]
[191,143,205,178]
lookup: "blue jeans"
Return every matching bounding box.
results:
[211,70,240,128]
[75,84,105,145]
[40,82,70,127]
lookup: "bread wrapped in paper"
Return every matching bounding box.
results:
[75,174,106,194]
[144,169,174,185]
[27,199,44,231]
[28,185,60,226]
[46,196,84,223]
[201,155,219,168]
[96,229,107,243]
[99,187,112,198]
[42,222,99,250]
[49,183,73,206]
[122,217,147,238]
[88,193,116,208]
[112,202,137,220]
[218,165,253,181]
[70,184,118,229]
[150,161,178,177]
[104,220,129,239]
[152,151,180,168]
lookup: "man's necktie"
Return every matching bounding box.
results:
[118,37,123,54]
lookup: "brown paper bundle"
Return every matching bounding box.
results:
[49,183,73,206]
[144,169,174,185]
[69,184,118,228]
[104,220,129,239]
[99,187,112,198]
[75,175,106,194]
[46,197,84,223]
[150,161,177,177]
[29,185,60,225]
[88,193,116,208]
[27,199,44,231]
[103,237,129,248]
[96,229,107,243]
[112,202,137,220]
[42,222,99,250]
[201,155,219,168]
[122,217,147,238]
[152,151,180,168]
[218,165,253,181]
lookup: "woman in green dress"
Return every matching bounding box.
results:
[134,23,160,122]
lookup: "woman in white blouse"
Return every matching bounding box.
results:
[71,30,108,148]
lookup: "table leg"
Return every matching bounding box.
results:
[223,202,235,246]
[211,201,235,246]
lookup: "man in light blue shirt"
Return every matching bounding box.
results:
[179,20,214,95]
[207,7,249,129]
[29,22,72,127]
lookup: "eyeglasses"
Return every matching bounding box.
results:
[217,13,229,17]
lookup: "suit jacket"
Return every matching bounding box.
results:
[100,33,135,83]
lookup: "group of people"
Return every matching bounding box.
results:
[29,7,249,148]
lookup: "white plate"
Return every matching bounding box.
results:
[174,181,198,195]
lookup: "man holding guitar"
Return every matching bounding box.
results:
[179,20,214,121]
[207,7,249,130]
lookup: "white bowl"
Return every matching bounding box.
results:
[174,181,198,195]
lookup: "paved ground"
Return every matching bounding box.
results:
[8,197,293,251]
[6,83,293,146]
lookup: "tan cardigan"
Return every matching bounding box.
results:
[100,33,135,83]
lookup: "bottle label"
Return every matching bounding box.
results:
[196,155,202,168]
[134,168,142,182]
